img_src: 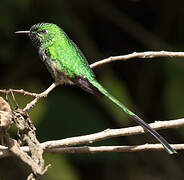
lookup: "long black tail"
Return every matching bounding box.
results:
[91,80,177,154]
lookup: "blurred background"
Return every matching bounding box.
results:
[1,0,184,179]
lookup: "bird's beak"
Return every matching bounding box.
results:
[15,31,30,34]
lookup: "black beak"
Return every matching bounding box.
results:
[15,31,30,34]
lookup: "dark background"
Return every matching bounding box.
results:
[1,0,184,179]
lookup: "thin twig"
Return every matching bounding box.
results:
[23,82,59,112]
[90,51,184,68]
[0,82,60,112]
[0,89,39,97]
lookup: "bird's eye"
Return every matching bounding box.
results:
[40,30,48,34]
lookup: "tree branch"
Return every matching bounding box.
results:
[1,50,184,178]
[44,144,184,153]
[23,82,59,112]
[0,117,183,157]
[90,51,184,68]
[41,118,184,149]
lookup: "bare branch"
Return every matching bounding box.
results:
[90,51,184,68]
[1,50,184,178]
[1,143,184,155]
[41,118,184,149]
[2,143,184,156]
[0,82,59,112]
[0,89,39,97]
[0,118,183,157]
[23,82,59,112]
[45,144,184,153]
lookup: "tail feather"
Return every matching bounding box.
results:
[91,80,176,154]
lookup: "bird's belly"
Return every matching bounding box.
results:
[44,58,73,85]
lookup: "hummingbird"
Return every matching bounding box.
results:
[15,23,176,154]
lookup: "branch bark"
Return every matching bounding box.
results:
[41,118,184,149]
[90,51,184,68]
[44,144,184,153]
[23,82,59,112]
[0,117,183,157]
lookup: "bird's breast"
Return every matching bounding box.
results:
[39,47,73,85]
[45,58,73,85]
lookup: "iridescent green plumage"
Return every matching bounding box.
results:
[15,23,176,154]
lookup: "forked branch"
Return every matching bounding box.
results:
[1,50,184,179]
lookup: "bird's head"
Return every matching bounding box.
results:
[15,23,62,48]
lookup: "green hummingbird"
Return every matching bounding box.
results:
[15,23,176,154]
